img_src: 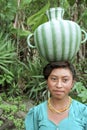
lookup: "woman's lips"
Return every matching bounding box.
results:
[53,90,64,94]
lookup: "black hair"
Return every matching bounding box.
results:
[43,61,76,80]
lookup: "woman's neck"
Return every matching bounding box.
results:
[50,95,70,110]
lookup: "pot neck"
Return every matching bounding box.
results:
[46,7,64,20]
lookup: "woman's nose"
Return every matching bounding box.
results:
[56,81,62,88]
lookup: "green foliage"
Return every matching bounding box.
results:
[71,82,87,103]
[0,74,13,86]
[78,8,87,27]
[0,33,16,65]
[0,93,26,129]
[75,59,87,87]
[11,28,31,37]
[25,57,48,103]
[27,2,50,31]
[0,0,17,33]
[69,59,87,103]
[20,0,32,7]
[5,60,29,96]
[7,83,21,96]
[0,121,3,126]
[60,0,70,9]
[0,33,17,91]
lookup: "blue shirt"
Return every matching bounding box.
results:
[25,99,87,130]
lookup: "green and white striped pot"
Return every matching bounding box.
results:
[27,7,87,61]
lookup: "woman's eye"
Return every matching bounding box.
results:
[51,77,57,81]
[63,79,68,82]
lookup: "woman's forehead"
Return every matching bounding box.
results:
[50,68,73,76]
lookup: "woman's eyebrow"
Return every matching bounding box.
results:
[50,74,69,77]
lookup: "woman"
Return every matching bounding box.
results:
[25,61,87,130]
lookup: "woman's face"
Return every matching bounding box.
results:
[47,68,74,99]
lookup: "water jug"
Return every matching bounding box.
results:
[27,7,87,61]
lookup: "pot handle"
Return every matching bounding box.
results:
[27,34,36,48]
[81,29,87,43]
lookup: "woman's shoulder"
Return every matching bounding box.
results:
[25,101,47,130]
[28,100,47,114]
[72,99,87,108]
[72,99,87,115]
[71,99,87,127]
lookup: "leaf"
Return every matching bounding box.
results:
[72,82,86,93]
[60,0,70,9]
[11,28,31,37]
[27,2,50,31]
[18,30,31,37]
[84,70,87,73]
[20,0,32,7]
[78,9,87,23]
[78,90,87,102]
[0,33,16,75]
[0,65,13,76]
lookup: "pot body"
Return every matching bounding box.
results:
[34,19,81,61]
